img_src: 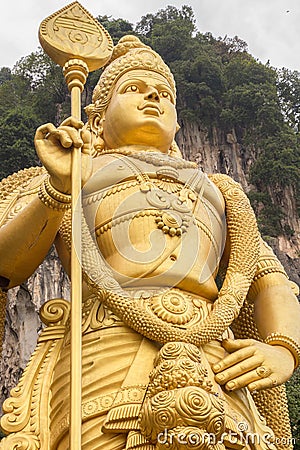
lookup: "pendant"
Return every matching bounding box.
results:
[155,211,190,237]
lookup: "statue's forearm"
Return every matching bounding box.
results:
[254,274,300,338]
[0,196,64,288]
[253,273,300,367]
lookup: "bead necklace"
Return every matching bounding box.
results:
[99,147,198,170]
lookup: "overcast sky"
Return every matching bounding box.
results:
[1,0,299,72]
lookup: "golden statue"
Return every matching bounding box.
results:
[0,4,300,450]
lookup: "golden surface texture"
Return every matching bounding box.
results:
[39,2,113,71]
[0,8,300,449]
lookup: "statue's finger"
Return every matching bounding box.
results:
[56,127,84,148]
[248,376,278,392]
[213,346,255,373]
[48,129,73,148]
[222,338,255,351]
[214,355,263,384]
[81,129,92,154]
[35,123,56,140]
[224,366,272,391]
[60,116,84,129]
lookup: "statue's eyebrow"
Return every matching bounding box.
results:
[115,78,174,101]
[156,83,173,92]
[116,78,145,93]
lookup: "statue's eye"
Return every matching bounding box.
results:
[160,90,174,103]
[124,84,139,93]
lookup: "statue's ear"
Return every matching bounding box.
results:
[89,113,106,155]
[89,113,102,135]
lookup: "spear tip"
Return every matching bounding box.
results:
[39,1,113,72]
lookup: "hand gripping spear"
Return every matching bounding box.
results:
[39,3,113,448]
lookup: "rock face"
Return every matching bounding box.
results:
[0,248,70,414]
[0,122,299,417]
[177,121,300,284]
[177,123,255,190]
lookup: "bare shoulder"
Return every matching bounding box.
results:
[0,167,46,227]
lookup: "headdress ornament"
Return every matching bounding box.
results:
[91,35,176,110]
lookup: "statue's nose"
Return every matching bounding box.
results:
[145,88,159,101]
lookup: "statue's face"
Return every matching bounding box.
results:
[102,69,177,152]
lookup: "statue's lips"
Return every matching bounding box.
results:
[138,103,163,116]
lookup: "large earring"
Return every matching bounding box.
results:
[169,140,182,158]
[91,116,105,156]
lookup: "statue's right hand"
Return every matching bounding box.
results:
[34,117,92,194]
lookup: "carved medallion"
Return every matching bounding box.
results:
[39,2,113,70]
[150,291,195,325]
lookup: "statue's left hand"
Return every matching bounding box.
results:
[212,338,294,392]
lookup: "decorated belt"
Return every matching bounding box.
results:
[81,288,214,334]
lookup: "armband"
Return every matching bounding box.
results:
[38,176,71,211]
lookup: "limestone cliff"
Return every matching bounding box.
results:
[0,248,70,415]
[177,121,300,285]
[0,123,299,417]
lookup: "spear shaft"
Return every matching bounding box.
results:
[64,60,88,448]
[71,104,82,450]
[38,4,113,448]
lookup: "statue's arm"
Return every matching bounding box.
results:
[0,174,65,289]
[213,237,300,392]
[250,238,300,343]
[0,116,92,289]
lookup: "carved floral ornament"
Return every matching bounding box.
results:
[150,291,196,326]
[140,342,226,450]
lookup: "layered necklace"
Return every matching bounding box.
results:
[102,149,205,238]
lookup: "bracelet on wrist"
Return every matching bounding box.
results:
[265,332,300,369]
[38,176,71,211]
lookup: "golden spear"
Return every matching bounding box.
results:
[38,3,113,448]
